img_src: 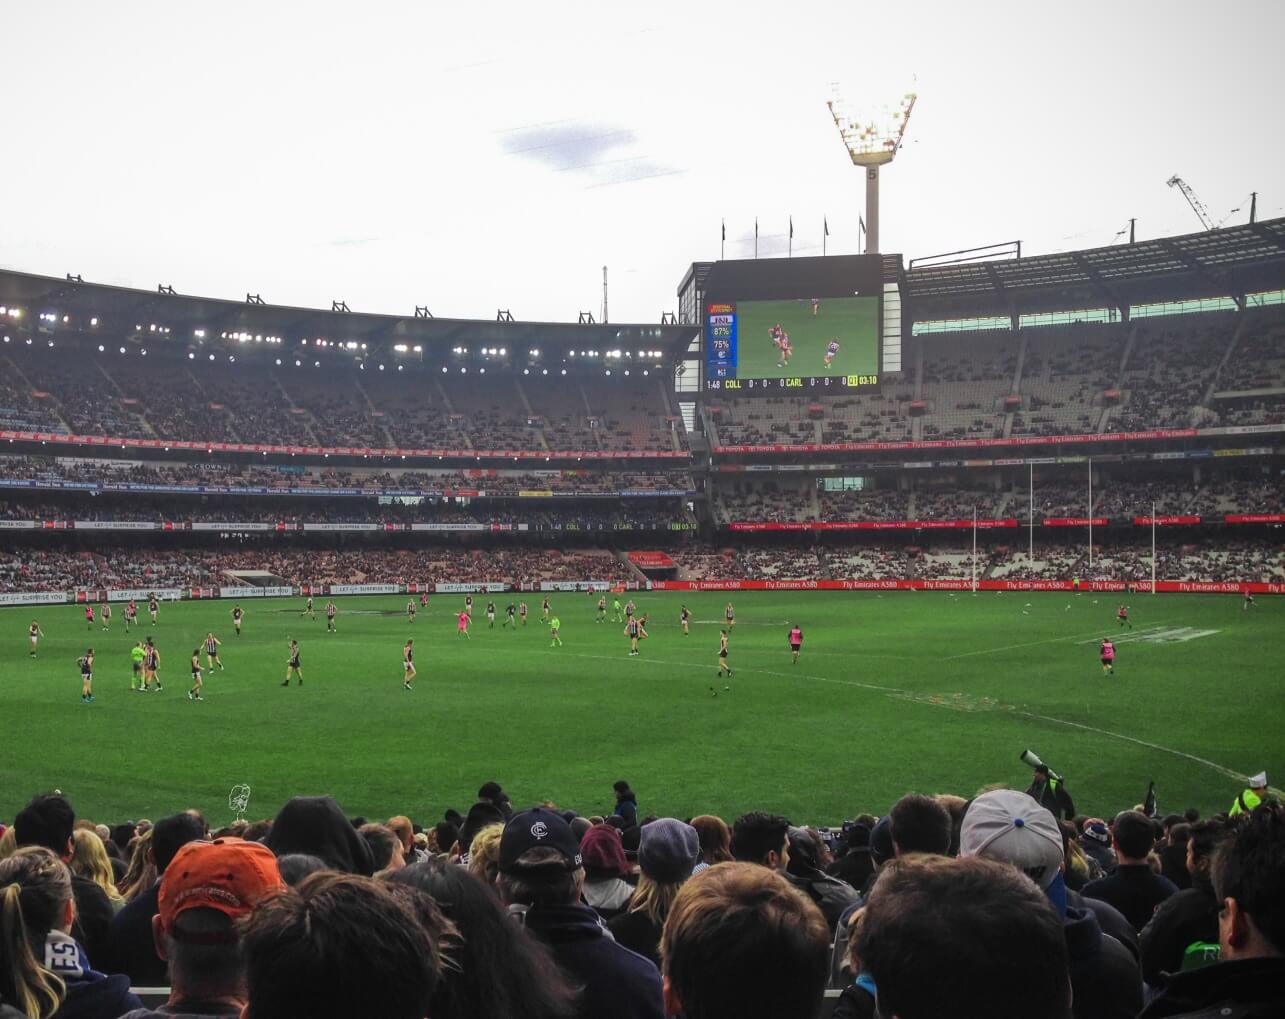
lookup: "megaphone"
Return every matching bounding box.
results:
[1020,750,1062,782]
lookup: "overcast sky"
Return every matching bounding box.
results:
[3,1,1282,323]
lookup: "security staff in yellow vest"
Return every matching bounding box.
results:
[1027,762,1076,821]
[1229,772,1268,817]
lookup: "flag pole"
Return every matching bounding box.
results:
[1151,500,1157,595]
[1028,462,1034,564]
[721,219,725,261]
[1087,458,1094,570]
[972,505,978,593]
[754,218,758,259]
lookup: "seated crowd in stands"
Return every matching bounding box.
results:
[0,774,1280,1018]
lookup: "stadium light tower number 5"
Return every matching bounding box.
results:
[827,87,917,255]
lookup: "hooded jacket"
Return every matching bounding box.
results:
[1137,956,1285,1019]
[1139,880,1221,985]
[264,796,374,875]
[1063,905,1143,1019]
[43,931,143,1019]
[523,902,663,1019]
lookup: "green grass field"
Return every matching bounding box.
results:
[736,297,880,379]
[2,592,1280,829]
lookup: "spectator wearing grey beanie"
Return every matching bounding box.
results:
[609,819,700,966]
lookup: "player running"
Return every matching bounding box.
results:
[519,601,528,626]
[1100,638,1116,676]
[130,641,146,691]
[541,597,551,622]
[28,620,43,658]
[823,339,840,368]
[124,600,137,631]
[325,600,338,632]
[188,649,205,701]
[810,297,820,316]
[486,601,497,629]
[79,648,95,703]
[457,610,471,640]
[407,598,417,624]
[725,602,736,630]
[141,637,162,691]
[718,630,732,678]
[597,595,607,623]
[504,602,517,629]
[84,604,95,631]
[789,624,803,663]
[99,600,111,632]
[302,596,316,621]
[1116,604,1132,629]
[403,639,416,690]
[465,595,474,618]
[283,640,303,686]
[420,592,429,607]
[148,594,159,625]
[549,615,563,648]
[611,596,624,623]
[204,632,224,672]
[625,616,647,656]
[680,605,691,636]
[624,599,636,624]
[231,605,244,636]
[1243,589,1256,610]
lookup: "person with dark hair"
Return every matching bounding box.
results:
[457,801,506,861]
[612,781,638,828]
[783,827,860,931]
[1083,810,1179,931]
[660,862,830,1019]
[359,823,405,874]
[387,858,578,1019]
[239,871,441,1019]
[13,793,115,971]
[117,837,284,1019]
[496,807,663,1019]
[1140,818,1232,984]
[105,810,208,984]
[274,853,329,887]
[432,821,460,857]
[689,815,731,867]
[263,796,373,875]
[0,847,142,1019]
[1160,821,1194,890]
[856,854,1073,1019]
[1140,804,1285,1018]
[1028,763,1077,822]
[888,793,952,857]
[960,789,1142,1019]
[826,822,875,892]
[729,812,791,871]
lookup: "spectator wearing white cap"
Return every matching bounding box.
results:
[609,820,700,967]
[1229,772,1269,817]
[961,789,1142,1019]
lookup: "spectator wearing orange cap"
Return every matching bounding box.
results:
[118,837,284,1019]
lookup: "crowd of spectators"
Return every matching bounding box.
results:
[0,775,1280,1019]
[0,350,686,453]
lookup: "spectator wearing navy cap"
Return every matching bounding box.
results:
[497,807,663,1019]
[609,819,700,966]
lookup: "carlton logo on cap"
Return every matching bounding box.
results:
[531,821,549,839]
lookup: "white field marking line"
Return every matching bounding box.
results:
[1074,626,1215,645]
[942,624,1172,660]
[411,642,1259,784]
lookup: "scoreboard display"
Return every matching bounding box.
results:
[703,254,884,395]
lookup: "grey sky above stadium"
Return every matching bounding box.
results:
[3,0,1282,324]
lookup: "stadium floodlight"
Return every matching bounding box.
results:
[827,87,916,254]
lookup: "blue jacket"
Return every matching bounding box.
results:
[44,931,143,1019]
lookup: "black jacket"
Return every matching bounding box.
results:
[607,909,663,968]
[264,795,374,875]
[524,902,663,1019]
[1067,888,1139,962]
[1064,905,1143,1019]
[1139,882,1220,985]
[1138,956,1285,1019]
[69,878,115,975]
[1083,864,1178,932]
[103,882,165,986]
[1026,777,1076,820]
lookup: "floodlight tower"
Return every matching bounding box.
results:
[827,89,917,254]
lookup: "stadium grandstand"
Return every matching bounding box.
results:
[0,217,1281,597]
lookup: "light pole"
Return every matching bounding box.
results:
[827,90,917,254]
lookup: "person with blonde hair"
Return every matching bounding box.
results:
[0,825,16,862]
[116,829,155,903]
[610,819,700,966]
[69,831,123,912]
[0,846,141,1019]
[466,824,505,889]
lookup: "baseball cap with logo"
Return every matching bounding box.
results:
[1081,818,1111,845]
[158,837,284,939]
[498,807,583,874]
[960,789,1064,890]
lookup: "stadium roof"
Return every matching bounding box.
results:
[904,217,1285,319]
[0,269,699,357]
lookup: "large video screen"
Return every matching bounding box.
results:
[704,254,883,395]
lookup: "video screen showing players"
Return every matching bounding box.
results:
[703,254,883,395]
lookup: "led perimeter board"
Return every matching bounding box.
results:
[703,254,883,395]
